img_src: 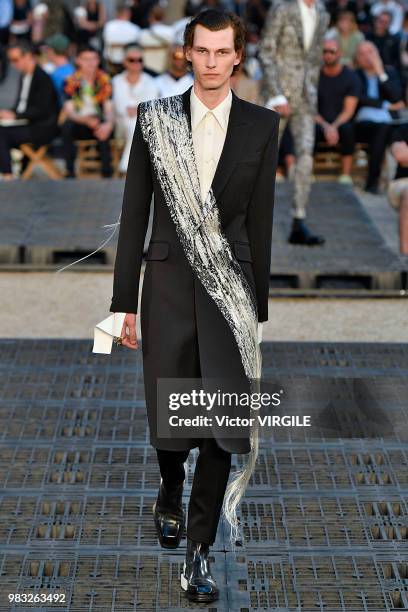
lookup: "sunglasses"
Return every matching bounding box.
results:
[126,57,143,63]
[323,49,337,54]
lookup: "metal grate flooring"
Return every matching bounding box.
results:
[0,339,407,611]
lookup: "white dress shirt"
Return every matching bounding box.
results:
[16,72,33,114]
[190,85,232,204]
[266,0,318,109]
[297,0,317,52]
[93,85,263,353]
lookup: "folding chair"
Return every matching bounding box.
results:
[19,143,63,180]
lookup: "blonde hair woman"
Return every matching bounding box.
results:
[329,10,365,66]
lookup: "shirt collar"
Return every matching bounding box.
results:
[190,85,232,132]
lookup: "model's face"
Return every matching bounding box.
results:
[185,25,241,90]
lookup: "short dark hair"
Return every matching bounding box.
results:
[183,9,246,75]
[76,43,100,57]
[8,39,34,55]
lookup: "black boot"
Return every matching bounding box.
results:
[288,218,325,246]
[152,479,185,549]
[180,538,219,603]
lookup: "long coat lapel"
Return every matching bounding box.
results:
[181,84,253,204]
[292,0,305,55]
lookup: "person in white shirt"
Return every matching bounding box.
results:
[102,3,140,73]
[259,0,330,245]
[137,5,174,73]
[154,44,194,97]
[112,43,160,173]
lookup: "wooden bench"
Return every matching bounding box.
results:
[313,142,370,185]
[76,139,124,178]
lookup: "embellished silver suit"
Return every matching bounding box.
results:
[259,0,330,218]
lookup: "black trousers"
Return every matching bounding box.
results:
[0,125,33,174]
[354,120,391,189]
[156,438,232,545]
[315,121,355,156]
[61,120,112,176]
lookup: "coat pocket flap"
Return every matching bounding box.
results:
[145,241,169,260]
[233,242,252,262]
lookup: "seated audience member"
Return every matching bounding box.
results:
[388,126,408,254]
[61,45,114,178]
[0,0,13,83]
[354,41,404,193]
[10,0,32,41]
[154,44,194,98]
[44,33,74,106]
[0,39,59,180]
[103,3,140,75]
[128,0,158,29]
[367,11,402,76]
[230,61,261,104]
[138,5,175,74]
[328,11,364,67]
[315,38,359,184]
[370,0,403,35]
[75,0,106,46]
[353,0,373,33]
[41,0,76,42]
[112,44,159,173]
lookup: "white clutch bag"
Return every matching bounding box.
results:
[92,312,126,354]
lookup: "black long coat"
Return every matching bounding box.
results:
[110,84,279,454]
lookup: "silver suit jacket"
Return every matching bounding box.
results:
[258,0,330,111]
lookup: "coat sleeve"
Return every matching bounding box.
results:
[109,109,153,313]
[246,113,280,323]
[258,3,285,102]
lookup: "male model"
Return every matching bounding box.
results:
[109,9,279,603]
[259,0,330,245]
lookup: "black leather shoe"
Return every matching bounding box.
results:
[180,538,219,603]
[288,218,325,246]
[152,480,184,549]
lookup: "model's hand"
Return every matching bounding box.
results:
[120,313,138,349]
[275,102,291,117]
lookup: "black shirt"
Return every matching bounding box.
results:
[391,124,408,179]
[318,65,360,124]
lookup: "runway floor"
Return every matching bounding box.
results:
[0,339,407,611]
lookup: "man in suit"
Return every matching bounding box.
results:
[109,9,279,603]
[259,0,330,245]
[0,39,59,180]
